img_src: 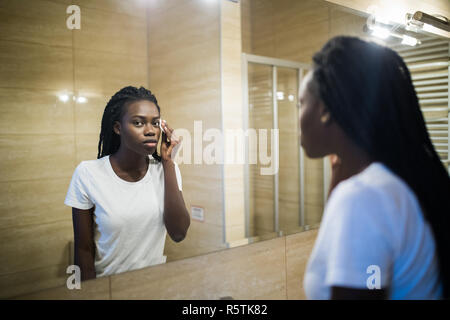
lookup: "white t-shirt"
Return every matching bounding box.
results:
[303,162,443,300]
[64,154,182,278]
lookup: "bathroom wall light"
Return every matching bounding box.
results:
[276,91,284,100]
[406,11,450,38]
[57,93,88,103]
[401,35,419,46]
[76,96,87,103]
[364,23,420,46]
[411,11,449,32]
[58,94,69,102]
[372,25,390,39]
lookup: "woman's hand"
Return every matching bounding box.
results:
[160,120,181,163]
[159,120,190,242]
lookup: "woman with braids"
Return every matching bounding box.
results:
[64,86,190,280]
[301,36,449,299]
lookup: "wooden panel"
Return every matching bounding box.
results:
[0,178,72,229]
[75,133,101,162]
[69,0,147,18]
[241,0,252,53]
[222,0,246,243]
[0,88,74,135]
[250,0,331,63]
[75,93,109,135]
[74,48,147,94]
[0,0,151,300]
[11,275,111,300]
[180,165,224,226]
[164,223,226,263]
[286,229,318,299]
[10,229,319,300]
[250,0,276,58]
[0,220,72,275]
[329,8,367,38]
[0,0,72,47]
[0,264,69,299]
[73,6,147,56]
[0,134,76,182]
[110,236,287,299]
[0,40,73,91]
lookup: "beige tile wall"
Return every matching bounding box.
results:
[145,0,227,261]
[0,0,150,299]
[12,229,318,300]
[221,0,246,245]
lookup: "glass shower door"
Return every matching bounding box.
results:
[246,61,304,239]
[247,62,275,238]
[277,67,301,235]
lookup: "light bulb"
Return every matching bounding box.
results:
[372,26,390,39]
[76,96,87,103]
[401,35,419,46]
[58,94,69,102]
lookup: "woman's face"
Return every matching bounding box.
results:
[298,72,332,158]
[113,100,161,155]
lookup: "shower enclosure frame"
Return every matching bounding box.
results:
[242,53,330,238]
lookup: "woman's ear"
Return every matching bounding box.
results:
[320,112,331,124]
[113,121,121,135]
[319,103,332,125]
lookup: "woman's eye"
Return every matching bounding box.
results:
[153,121,160,127]
[134,121,143,126]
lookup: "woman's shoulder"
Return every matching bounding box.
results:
[327,176,384,215]
[326,161,421,228]
[75,156,109,178]
[332,162,414,204]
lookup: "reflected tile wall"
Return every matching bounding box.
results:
[0,0,150,299]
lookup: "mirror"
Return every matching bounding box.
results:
[0,0,448,299]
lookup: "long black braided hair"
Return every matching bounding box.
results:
[97,86,162,161]
[310,36,450,298]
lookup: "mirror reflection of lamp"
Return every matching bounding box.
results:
[58,94,69,102]
[276,91,284,100]
[76,96,87,103]
[363,23,421,47]
[406,11,449,33]
[57,93,88,103]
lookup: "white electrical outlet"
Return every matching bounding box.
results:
[191,206,204,222]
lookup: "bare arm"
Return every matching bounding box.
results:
[72,207,96,281]
[160,120,190,242]
[162,159,190,242]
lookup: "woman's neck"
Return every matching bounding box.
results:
[335,140,374,180]
[110,148,149,173]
